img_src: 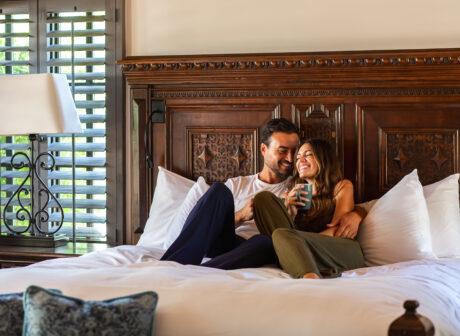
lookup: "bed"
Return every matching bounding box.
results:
[1,49,460,335]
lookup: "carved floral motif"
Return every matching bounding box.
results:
[188,130,256,182]
[393,148,409,170]
[383,130,457,187]
[293,103,343,163]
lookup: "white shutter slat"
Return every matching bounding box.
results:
[0,18,30,24]
[4,213,106,223]
[66,72,105,80]
[75,100,105,109]
[0,46,31,52]
[47,58,105,66]
[0,32,30,38]
[74,86,106,94]
[47,29,104,38]
[0,171,105,180]
[1,156,106,166]
[0,60,31,66]
[1,198,106,209]
[54,129,106,137]
[1,142,106,151]
[1,184,105,194]
[47,44,105,52]
[46,16,105,24]
[1,225,105,237]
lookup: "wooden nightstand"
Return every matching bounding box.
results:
[0,243,109,268]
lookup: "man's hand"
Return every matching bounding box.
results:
[234,198,254,227]
[326,208,365,239]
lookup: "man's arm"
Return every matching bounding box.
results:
[224,177,253,228]
[234,198,253,228]
[326,205,368,239]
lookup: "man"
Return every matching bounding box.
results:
[228,118,302,241]
[161,118,363,269]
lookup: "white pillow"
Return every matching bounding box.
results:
[423,173,460,258]
[357,169,436,266]
[137,166,195,248]
[163,176,210,249]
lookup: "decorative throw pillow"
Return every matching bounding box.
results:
[23,286,158,336]
[163,176,210,249]
[137,166,195,248]
[0,292,24,336]
[0,289,61,336]
[423,173,460,258]
[357,169,436,266]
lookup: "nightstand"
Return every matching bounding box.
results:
[0,243,109,268]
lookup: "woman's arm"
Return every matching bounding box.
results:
[320,179,354,237]
[283,185,309,220]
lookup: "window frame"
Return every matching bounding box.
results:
[0,0,125,245]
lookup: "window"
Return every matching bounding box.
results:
[0,0,124,245]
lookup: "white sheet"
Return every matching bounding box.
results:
[1,245,459,336]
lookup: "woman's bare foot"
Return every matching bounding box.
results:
[302,272,320,279]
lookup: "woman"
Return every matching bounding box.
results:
[253,138,364,279]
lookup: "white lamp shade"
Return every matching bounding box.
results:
[0,73,83,136]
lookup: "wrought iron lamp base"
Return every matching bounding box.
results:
[0,233,68,248]
[1,134,67,245]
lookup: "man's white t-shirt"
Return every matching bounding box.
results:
[225,174,290,240]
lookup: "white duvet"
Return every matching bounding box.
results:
[1,245,459,336]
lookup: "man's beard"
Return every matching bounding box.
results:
[269,161,293,179]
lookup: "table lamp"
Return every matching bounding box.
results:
[0,73,83,247]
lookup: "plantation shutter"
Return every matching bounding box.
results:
[44,10,107,241]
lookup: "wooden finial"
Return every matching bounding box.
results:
[388,300,435,336]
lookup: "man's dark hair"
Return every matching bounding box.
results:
[261,118,299,146]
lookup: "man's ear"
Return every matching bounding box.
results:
[260,142,267,157]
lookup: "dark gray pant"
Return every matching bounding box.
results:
[253,191,364,278]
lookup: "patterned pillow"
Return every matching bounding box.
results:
[23,286,158,336]
[0,289,62,336]
[0,292,23,336]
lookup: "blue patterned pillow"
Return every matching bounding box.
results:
[23,286,158,336]
[0,292,23,336]
[0,289,62,336]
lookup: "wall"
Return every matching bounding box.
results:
[125,0,460,56]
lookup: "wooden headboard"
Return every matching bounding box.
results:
[120,49,460,244]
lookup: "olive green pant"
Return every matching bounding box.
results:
[253,191,365,278]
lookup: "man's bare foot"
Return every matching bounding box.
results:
[302,272,320,279]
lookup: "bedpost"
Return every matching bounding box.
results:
[388,300,435,336]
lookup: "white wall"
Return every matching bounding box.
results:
[126,0,460,56]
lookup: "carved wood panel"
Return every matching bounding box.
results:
[358,103,460,201]
[186,128,257,182]
[166,103,280,179]
[292,103,344,167]
[381,128,458,188]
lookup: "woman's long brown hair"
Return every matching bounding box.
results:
[287,138,343,218]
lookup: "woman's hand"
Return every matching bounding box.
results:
[282,185,310,219]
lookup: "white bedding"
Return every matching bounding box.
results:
[1,245,459,336]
